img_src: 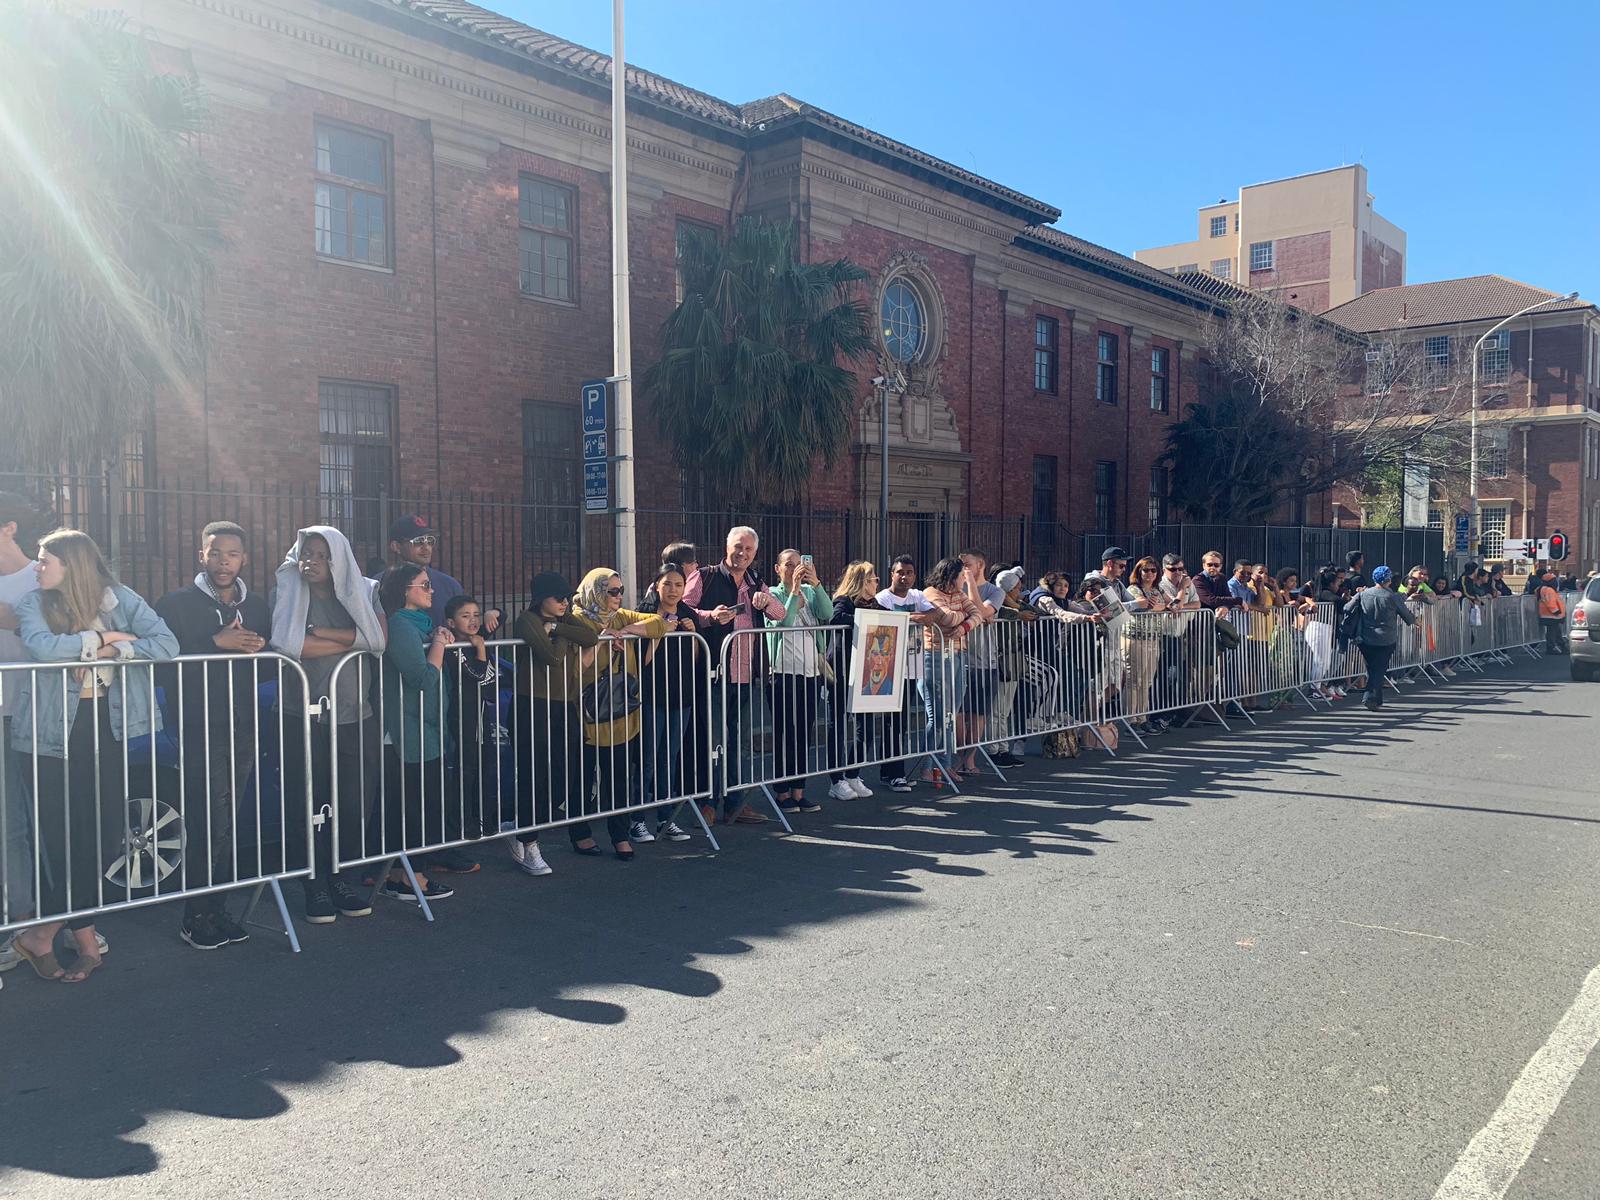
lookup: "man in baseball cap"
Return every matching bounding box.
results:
[1098,546,1136,604]
[381,514,497,632]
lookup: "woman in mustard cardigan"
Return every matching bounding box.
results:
[571,568,667,860]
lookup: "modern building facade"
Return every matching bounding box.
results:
[72,0,1235,577]
[1323,276,1600,571]
[1135,165,1406,314]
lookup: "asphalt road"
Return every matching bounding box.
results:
[1,656,1597,1200]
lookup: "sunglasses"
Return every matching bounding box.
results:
[410,579,434,592]
[1166,565,1185,571]
[407,535,436,547]
[605,586,625,597]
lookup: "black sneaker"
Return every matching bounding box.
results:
[180,912,229,951]
[329,879,373,918]
[210,911,251,945]
[778,798,803,814]
[797,798,823,813]
[383,878,454,903]
[304,886,337,926]
[992,752,1023,768]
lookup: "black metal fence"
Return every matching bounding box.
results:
[1,472,1446,609]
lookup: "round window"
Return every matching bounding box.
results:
[880,278,925,364]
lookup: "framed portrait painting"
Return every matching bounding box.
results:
[848,609,909,714]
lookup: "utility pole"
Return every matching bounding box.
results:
[609,0,637,598]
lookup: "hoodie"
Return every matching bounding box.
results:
[270,525,386,722]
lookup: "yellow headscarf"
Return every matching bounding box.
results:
[575,566,621,624]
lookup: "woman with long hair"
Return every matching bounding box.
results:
[825,560,884,801]
[8,530,177,983]
[916,557,984,784]
[637,562,704,842]
[571,568,666,858]
[1123,556,1169,732]
[764,550,834,813]
[373,563,457,902]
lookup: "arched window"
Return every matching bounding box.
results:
[880,278,926,364]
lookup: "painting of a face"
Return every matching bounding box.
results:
[862,627,896,696]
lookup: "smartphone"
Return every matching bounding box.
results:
[800,554,813,567]
[731,603,747,614]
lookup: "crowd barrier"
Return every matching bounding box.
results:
[0,593,1551,947]
[0,654,314,948]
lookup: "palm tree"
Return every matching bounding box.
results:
[0,2,222,465]
[643,217,873,506]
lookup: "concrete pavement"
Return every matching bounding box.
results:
[1,657,1596,1199]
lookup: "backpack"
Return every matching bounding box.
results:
[1338,597,1364,644]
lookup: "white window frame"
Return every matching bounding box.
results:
[1479,505,1509,560]
[1249,241,1274,271]
[1210,259,1231,280]
[1209,215,1227,238]
[1481,330,1510,385]
[1481,426,1510,479]
[1425,335,1451,383]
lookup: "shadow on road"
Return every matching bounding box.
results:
[0,661,1571,1181]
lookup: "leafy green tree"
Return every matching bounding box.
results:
[644,217,872,506]
[0,2,222,464]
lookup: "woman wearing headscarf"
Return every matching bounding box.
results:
[571,568,666,859]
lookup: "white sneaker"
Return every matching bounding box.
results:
[888,777,913,793]
[848,778,873,798]
[508,838,526,866]
[828,781,856,801]
[629,820,655,843]
[518,842,553,876]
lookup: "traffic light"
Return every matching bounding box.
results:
[1548,529,1567,561]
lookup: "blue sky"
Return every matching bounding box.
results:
[499,0,1598,296]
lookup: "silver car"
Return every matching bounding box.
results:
[1571,574,1600,680]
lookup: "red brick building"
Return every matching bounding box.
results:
[1323,276,1600,574]
[104,0,1231,585]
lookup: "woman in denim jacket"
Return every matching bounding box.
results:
[8,530,177,983]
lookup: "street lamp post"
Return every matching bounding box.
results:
[872,369,905,572]
[1467,291,1577,559]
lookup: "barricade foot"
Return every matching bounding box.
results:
[760,784,795,834]
[1085,724,1117,757]
[396,854,435,923]
[683,800,721,852]
[1115,719,1149,750]
[975,744,1007,783]
[241,881,303,953]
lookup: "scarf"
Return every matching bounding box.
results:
[391,606,432,645]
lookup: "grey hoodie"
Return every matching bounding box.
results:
[1343,585,1415,646]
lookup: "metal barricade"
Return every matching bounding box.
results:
[0,653,314,949]
[324,629,715,919]
[716,623,955,822]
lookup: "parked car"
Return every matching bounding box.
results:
[1570,574,1600,680]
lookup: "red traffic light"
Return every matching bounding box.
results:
[1548,530,1567,561]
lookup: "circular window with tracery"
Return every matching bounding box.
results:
[881,278,926,364]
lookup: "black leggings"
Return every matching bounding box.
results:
[31,700,124,930]
[281,715,378,884]
[769,673,819,793]
[578,740,638,847]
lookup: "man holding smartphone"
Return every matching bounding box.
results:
[684,525,785,823]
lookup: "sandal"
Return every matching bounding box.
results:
[61,954,103,984]
[733,807,769,824]
[12,939,64,981]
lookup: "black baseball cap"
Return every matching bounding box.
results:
[389,514,436,543]
[1101,546,1129,563]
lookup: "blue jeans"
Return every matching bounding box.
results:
[919,651,967,770]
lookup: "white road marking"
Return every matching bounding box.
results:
[1432,959,1600,1199]
[1337,919,1475,947]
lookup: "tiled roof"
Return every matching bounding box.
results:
[1018,228,1222,309]
[381,1,1057,219]
[386,0,746,126]
[1323,275,1591,333]
[739,94,1058,221]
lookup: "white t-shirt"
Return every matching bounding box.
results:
[0,562,40,718]
[876,588,931,680]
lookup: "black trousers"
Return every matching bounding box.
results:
[510,695,587,846]
[1542,620,1567,653]
[281,714,379,885]
[769,673,820,793]
[715,682,754,817]
[578,740,637,847]
[31,700,124,930]
[877,687,921,782]
[1358,643,1395,707]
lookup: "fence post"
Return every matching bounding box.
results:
[105,463,123,575]
[843,508,853,565]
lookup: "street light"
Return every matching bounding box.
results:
[872,369,906,573]
[1467,290,1578,558]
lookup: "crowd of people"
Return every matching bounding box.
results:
[0,489,1574,987]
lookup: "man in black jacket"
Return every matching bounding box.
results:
[684,525,785,823]
[156,521,275,951]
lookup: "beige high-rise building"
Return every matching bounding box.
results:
[1134,164,1405,313]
